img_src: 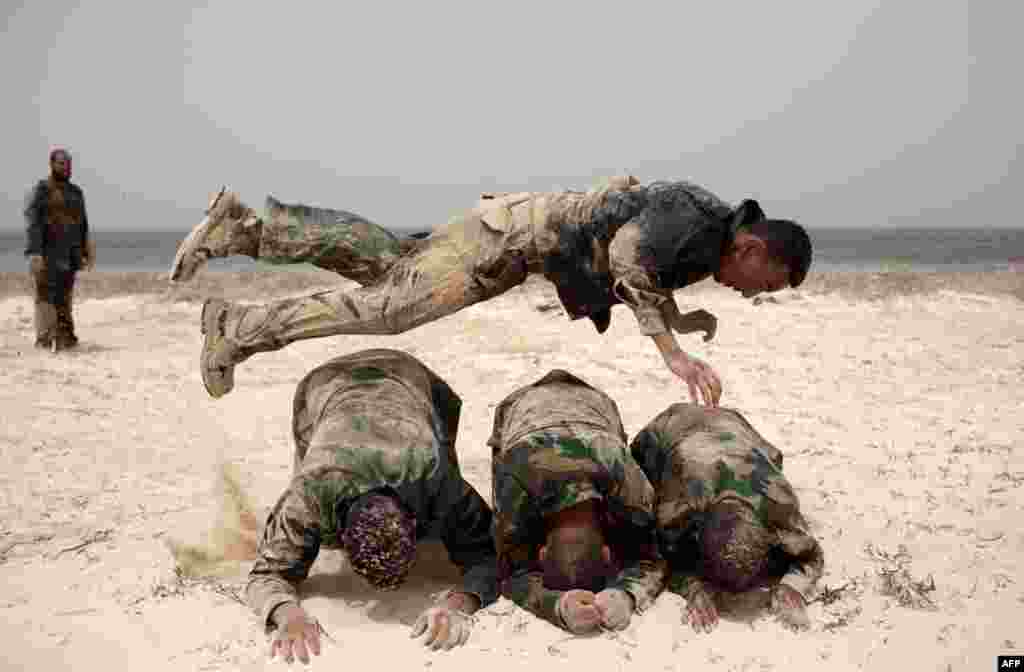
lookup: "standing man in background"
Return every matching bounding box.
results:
[24,148,95,351]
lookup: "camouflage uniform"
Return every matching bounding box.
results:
[246,349,497,629]
[629,404,824,603]
[489,369,666,628]
[208,177,763,354]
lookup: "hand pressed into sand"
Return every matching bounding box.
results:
[771,584,810,631]
[410,591,481,651]
[685,584,719,634]
[558,589,605,634]
[269,602,322,664]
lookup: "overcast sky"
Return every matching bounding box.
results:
[1,1,1020,232]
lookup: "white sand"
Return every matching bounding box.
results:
[1,278,1021,671]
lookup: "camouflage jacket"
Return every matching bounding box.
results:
[24,177,90,270]
[489,370,666,627]
[479,178,766,335]
[629,404,824,601]
[246,349,497,628]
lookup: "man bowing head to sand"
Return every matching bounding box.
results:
[247,349,498,663]
[489,370,667,634]
[630,403,824,634]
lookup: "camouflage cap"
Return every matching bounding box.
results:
[698,498,776,592]
[340,491,417,590]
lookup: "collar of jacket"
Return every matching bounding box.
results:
[723,199,767,253]
[698,197,766,279]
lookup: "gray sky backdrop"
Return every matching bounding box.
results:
[1,1,1020,232]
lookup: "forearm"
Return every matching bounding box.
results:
[775,526,825,599]
[457,559,499,608]
[608,556,668,614]
[441,479,500,607]
[501,571,565,628]
[667,570,711,603]
[246,573,301,632]
[651,332,687,360]
[778,553,824,599]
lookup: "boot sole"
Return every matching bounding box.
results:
[169,186,227,283]
[200,298,232,398]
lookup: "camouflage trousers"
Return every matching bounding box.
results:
[228,198,539,352]
[30,263,76,347]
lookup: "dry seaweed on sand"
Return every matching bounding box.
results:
[876,566,938,610]
[862,541,913,565]
[808,582,853,607]
[862,542,938,610]
[54,528,113,557]
[0,533,55,563]
[148,565,248,607]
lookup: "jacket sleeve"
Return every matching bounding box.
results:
[245,488,322,632]
[776,527,825,599]
[78,186,90,246]
[24,181,48,257]
[501,563,567,628]
[608,182,734,336]
[438,477,499,607]
[605,459,668,611]
[494,502,568,628]
[608,218,674,335]
[667,570,716,605]
[607,541,668,613]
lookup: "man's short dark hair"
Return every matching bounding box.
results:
[340,491,417,590]
[540,525,614,593]
[746,219,812,288]
[698,500,774,592]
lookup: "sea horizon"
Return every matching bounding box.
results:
[2,227,1023,274]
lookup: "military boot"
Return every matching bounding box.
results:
[199,298,285,398]
[169,187,262,282]
[33,302,57,349]
[52,305,79,351]
[63,288,79,347]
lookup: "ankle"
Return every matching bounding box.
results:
[228,216,263,258]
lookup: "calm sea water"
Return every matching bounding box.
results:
[1,228,1022,273]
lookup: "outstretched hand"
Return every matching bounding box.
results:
[684,585,719,634]
[663,352,722,407]
[269,603,322,665]
[771,584,810,631]
[411,605,474,650]
[410,592,480,651]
